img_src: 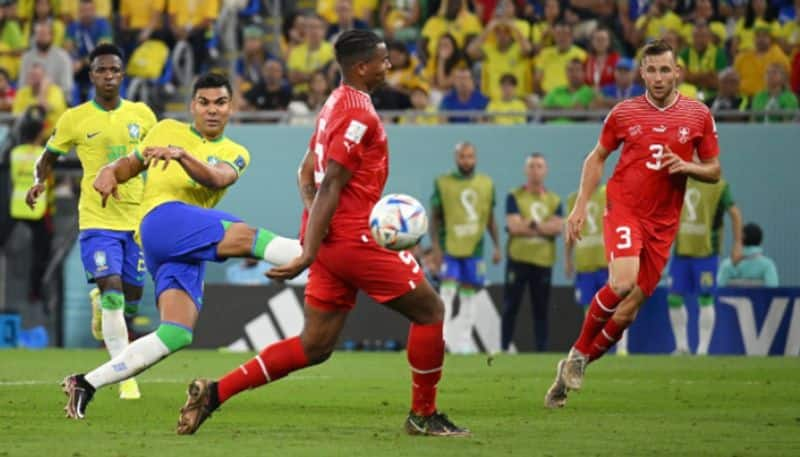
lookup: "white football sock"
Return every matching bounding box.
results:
[617,329,629,353]
[439,283,457,349]
[697,304,716,355]
[85,333,170,389]
[456,291,477,353]
[669,306,689,353]
[102,308,129,359]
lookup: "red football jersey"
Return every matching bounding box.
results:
[599,94,719,224]
[305,84,389,241]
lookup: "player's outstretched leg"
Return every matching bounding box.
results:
[544,359,568,409]
[177,306,346,435]
[385,281,470,437]
[90,288,103,341]
[216,222,301,265]
[62,374,95,419]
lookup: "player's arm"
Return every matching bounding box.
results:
[25,149,59,209]
[662,149,721,183]
[506,192,538,237]
[428,182,445,268]
[94,152,147,207]
[536,202,564,237]
[567,142,611,242]
[487,209,502,264]
[298,147,316,210]
[727,203,743,264]
[143,146,239,189]
[564,232,575,278]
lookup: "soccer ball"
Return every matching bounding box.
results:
[369,193,428,250]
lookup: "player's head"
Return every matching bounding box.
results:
[639,39,678,104]
[190,72,233,139]
[743,223,763,247]
[334,30,389,92]
[454,141,476,176]
[525,152,548,185]
[89,43,125,100]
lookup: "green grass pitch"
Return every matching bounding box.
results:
[1,350,798,456]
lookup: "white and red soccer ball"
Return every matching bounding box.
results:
[369,194,428,250]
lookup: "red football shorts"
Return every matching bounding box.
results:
[305,234,425,311]
[603,204,677,296]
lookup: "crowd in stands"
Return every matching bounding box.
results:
[0,0,798,126]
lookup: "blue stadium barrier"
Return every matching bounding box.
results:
[628,287,800,355]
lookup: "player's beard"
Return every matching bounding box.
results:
[458,165,475,176]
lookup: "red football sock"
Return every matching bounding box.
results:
[407,321,444,416]
[573,285,622,354]
[588,318,628,362]
[217,336,309,404]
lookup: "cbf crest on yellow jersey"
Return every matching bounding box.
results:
[136,119,250,221]
[46,99,157,231]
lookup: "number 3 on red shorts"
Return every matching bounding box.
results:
[616,226,632,250]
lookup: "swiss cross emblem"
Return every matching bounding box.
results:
[678,126,690,144]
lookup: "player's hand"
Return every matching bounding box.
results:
[266,254,313,281]
[430,244,443,273]
[93,167,120,208]
[25,183,46,209]
[565,258,574,279]
[143,146,184,170]
[662,146,692,175]
[492,246,502,265]
[566,206,586,243]
[731,242,744,265]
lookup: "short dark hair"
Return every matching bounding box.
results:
[89,43,124,65]
[19,106,45,143]
[640,39,674,63]
[500,73,517,86]
[529,152,545,159]
[334,29,383,71]
[743,223,763,247]
[192,72,233,97]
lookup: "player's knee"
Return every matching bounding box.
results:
[124,287,143,303]
[300,336,336,366]
[412,294,445,325]
[608,278,635,297]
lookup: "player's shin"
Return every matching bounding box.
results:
[668,294,690,353]
[697,294,715,355]
[573,285,622,355]
[100,290,129,358]
[251,228,302,265]
[84,323,191,389]
[408,321,444,416]
[216,336,309,405]
[587,318,629,361]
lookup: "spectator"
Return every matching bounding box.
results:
[595,57,644,108]
[502,153,563,352]
[734,25,791,96]
[240,59,292,114]
[778,0,798,24]
[751,62,799,121]
[635,0,684,45]
[533,22,587,95]
[680,20,728,99]
[118,0,166,56]
[717,223,779,287]
[60,0,112,23]
[167,0,219,73]
[65,0,112,102]
[467,16,533,102]
[440,67,489,123]
[707,68,751,119]
[792,50,800,95]
[18,21,72,96]
[235,25,270,94]
[423,33,467,100]
[317,0,377,26]
[7,105,53,304]
[530,0,560,49]
[385,40,425,94]
[541,58,595,120]
[584,27,619,88]
[380,0,421,41]
[682,0,728,46]
[12,62,66,136]
[226,258,271,285]
[668,177,743,356]
[280,13,306,59]
[0,1,25,80]
[491,0,532,41]
[419,0,482,69]
[22,0,66,48]
[0,67,14,111]
[287,14,334,95]
[732,0,781,54]
[399,83,439,124]
[327,0,370,42]
[677,62,701,99]
[486,73,527,124]
[287,70,331,124]
[779,0,800,52]
[430,142,501,353]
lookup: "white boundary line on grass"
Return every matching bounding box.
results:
[0,375,331,386]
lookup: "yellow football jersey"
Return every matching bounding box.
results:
[136,119,250,222]
[46,99,157,231]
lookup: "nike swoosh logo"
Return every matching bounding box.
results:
[87,131,101,139]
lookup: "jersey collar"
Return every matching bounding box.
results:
[91,98,123,112]
[644,91,680,112]
[190,124,225,143]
